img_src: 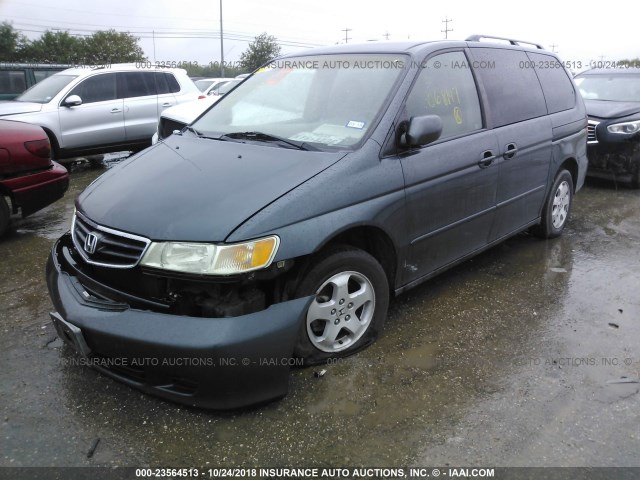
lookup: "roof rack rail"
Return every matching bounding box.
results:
[465,35,544,50]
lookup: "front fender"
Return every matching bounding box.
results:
[227,141,407,261]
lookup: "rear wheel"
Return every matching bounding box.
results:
[293,246,389,365]
[533,169,573,239]
[0,196,10,237]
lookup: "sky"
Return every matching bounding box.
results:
[1,0,638,69]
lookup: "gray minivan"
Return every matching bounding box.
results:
[47,36,588,409]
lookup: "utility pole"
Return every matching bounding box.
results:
[549,43,558,53]
[341,28,352,44]
[383,31,391,41]
[441,17,453,39]
[220,0,224,77]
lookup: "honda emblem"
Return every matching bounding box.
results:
[84,232,98,254]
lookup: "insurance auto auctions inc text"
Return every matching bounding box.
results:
[252,467,495,478]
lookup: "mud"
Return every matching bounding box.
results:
[1,161,638,468]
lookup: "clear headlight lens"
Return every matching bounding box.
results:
[140,236,279,275]
[607,120,640,135]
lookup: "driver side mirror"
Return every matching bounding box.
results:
[63,95,82,107]
[400,115,443,148]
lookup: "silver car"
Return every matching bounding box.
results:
[0,64,201,159]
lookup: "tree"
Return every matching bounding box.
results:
[21,30,84,63]
[0,22,28,61]
[5,26,144,65]
[82,30,145,64]
[239,32,281,72]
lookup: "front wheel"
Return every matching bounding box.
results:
[293,246,389,365]
[533,169,573,239]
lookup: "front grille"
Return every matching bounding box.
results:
[72,213,150,268]
[159,117,187,140]
[587,120,600,144]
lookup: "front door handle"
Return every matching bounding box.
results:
[478,150,496,168]
[110,108,121,113]
[161,103,173,107]
[503,143,518,160]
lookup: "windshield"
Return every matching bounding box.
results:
[575,74,640,102]
[192,54,406,149]
[16,74,77,104]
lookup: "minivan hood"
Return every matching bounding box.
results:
[584,99,640,120]
[77,135,346,242]
[0,101,44,116]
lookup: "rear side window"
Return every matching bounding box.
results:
[527,52,576,114]
[155,73,170,94]
[406,51,483,140]
[121,72,157,98]
[471,48,547,127]
[165,73,181,93]
[0,70,27,94]
[68,73,118,103]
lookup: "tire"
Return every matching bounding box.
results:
[293,246,389,365]
[0,196,10,237]
[533,169,573,239]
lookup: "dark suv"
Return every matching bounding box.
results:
[574,68,640,187]
[0,63,68,100]
[46,35,588,409]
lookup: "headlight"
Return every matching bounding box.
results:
[607,120,640,135]
[140,236,279,275]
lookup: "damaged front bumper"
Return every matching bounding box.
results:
[46,234,312,409]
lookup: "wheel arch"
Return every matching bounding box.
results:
[557,157,579,191]
[313,224,399,291]
[41,127,61,159]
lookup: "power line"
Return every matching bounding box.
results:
[0,11,333,46]
[11,25,325,48]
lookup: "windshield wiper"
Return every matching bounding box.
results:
[184,125,203,137]
[219,131,318,151]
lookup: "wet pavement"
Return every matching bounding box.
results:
[0,158,639,468]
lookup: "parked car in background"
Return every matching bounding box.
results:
[47,36,587,409]
[575,68,640,187]
[209,78,241,96]
[152,96,218,144]
[151,79,244,144]
[0,64,202,160]
[0,64,69,100]
[0,120,69,236]
[195,77,233,93]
